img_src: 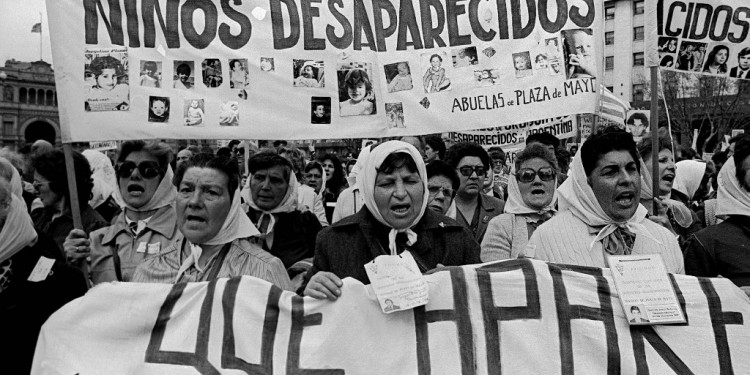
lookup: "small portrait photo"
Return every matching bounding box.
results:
[229,59,248,89]
[260,57,275,72]
[219,101,240,126]
[702,44,731,76]
[549,58,563,75]
[534,53,549,70]
[148,96,170,123]
[293,59,324,87]
[628,305,650,324]
[385,103,405,128]
[173,61,194,89]
[383,298,401,313]
[675,40,706,72]
[139,60,161,88]
[384,61,413,93]
[338,62,376,117]
[562,28,596,79]
[238,89,248,100]
[730,47,750,79]
[512,52,533,78]
[452,46,478,68]
[658,37,678,54]
[422,52,451,93]
[202,58,222,87]
[311,97,331,124]
[545,37,562,59]
[84,48,129,112]
[626,110,649,138]
[473,69,498,87]
[184,99,205,126]
[659,53,676,68]
[482,46,496,59]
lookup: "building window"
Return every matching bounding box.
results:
[19,88,27,103]
[46,90,53,106]
[3,121,13,137]
[605,6,615,20]
[633,84,645,102]
[3,86,12,102]
[633,52,645,66]
[29,88,36,105]
[606,56,614,70]
[605,31,614,45]
[634,0,644,15]
[633,26,644,41]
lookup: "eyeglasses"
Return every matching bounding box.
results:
[428,185,455,198]
[116,161,160,179]
[515,167,556,183]
[32,180,52,190]
[458,165,486,177]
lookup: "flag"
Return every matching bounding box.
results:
[31,23,41,33]
[598,85,630,124]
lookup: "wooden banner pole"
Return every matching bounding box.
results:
[62,143,83,229]
[650,66,660,209]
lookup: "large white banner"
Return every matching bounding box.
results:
[33,259,750,374]
[47,0,602,142]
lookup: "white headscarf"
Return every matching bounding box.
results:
[359,140,429,254]
[717,157,750,216]
[639,159,693,228]
[242,166,299,248]
[112,165,177,213]
[83,150,119,208]
[673,160,707,200]
[504,167,557,215]
[347,144,372,188]
[0,157,23,200]
[0,194,37,264]
[558,149,656,249]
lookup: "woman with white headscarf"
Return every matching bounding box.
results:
[684,136,750,288]
[67,141,179,284]
[481,144,557,261]
[305,141,481,300]
[132,154,292,289]
[0,163,87,372]
[331,144,372,223]
[523,129,683,273]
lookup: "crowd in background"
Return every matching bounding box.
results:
[1,127,749,371]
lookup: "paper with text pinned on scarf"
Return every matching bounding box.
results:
[364,251,428,314]
[608,254,686,325]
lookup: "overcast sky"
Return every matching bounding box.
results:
[0,0,53,66]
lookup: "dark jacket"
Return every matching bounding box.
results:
[309,208,481,284]
[31,205,108,260]
[246,208,322,270]
[455,194,505,244]
[684,215,750,287]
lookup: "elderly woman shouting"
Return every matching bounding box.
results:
[133,154,291,289]
[305,141,481,300]
[481,144,557,261]
[65,141,179,284]
[523,129,684,273]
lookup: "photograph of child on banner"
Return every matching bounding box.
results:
[173,61,194,89]
[423,53,451,93]
[202,59,222,87]
[219,101,239,126]
[84,50,129,111]
[184,99,204,126]
[148,96,169,123]
[562,28,596,79]
[474,69,498,87]
[260,57,274,72]
[229,59,248,89]
[311,97,331,124]
[452,47,478,68]
[338,63,376,117]
[535,54,548,69]
[294,60,324,87]
[385,62,413,93]
[139,60,160,88]
[513,52,533,78]
[385,103,404,128]
[676,41,706,72]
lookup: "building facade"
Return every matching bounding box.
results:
[603,0,648,106]
[0,59,61,150]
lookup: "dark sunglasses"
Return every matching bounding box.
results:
[515,167,556,183]
[428,186,455,198]
[116,161,160,179]
[458,165,486,177]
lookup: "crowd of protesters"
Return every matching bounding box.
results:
[2,128,749,371]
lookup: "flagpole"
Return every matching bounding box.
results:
[39,12,43,61]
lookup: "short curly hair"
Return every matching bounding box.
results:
[117,140,173,178]
[174,154,240,202]
[444,142,491,170]
[515,144,558,171]
[32,149,94,210]
[89,56,125,77]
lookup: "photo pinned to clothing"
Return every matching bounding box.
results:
[202,58,223,88]
[139,60,161,88]
[148,96,170,123]
[219,101,240,126]
[561,28,596,79]
[294,59,324,87]
[260,57,275,72]
[422,52,452,93]
[473,69,499,87]
[675,40,707,72]
[452,46,478,68]
[84,47,129,112]
[337,62,376,117]
[384,61,413,93]
[512,51,533,78]
[229,59,248,89]
[173,61,195,89]
[184,99,205,126]
[385,102,405,128]
[311,96,331,124]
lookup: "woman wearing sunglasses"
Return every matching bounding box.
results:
[481,144,557,261]
[64,141,178,284]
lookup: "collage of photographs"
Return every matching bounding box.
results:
[659,36,750,79]
[83,28,597,129]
